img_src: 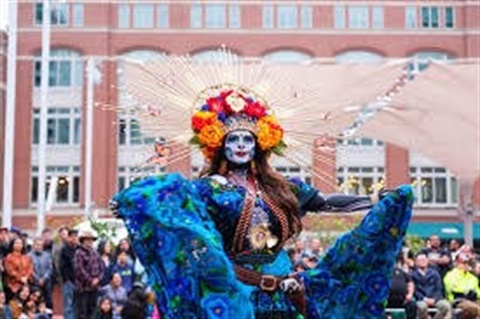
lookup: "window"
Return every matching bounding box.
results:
[229,3,241,29]
[192,49,240,63]
[157,4,169,28]
[31,166,80,205]
[422,6,439,28]
[134,4,154,28]
[32,108,81,145]
[35,2,69,26]
[277,5,297,29]
[263,4,274,28]
[205,4,226,28]
[405,6,417,29]
[118,117,155,146]
[72,4,84,27]
[335,50,384,63]
[408,51,449,75]
[118,4,130,28]
[348,6,369,29]
[334,6,346,29]
[445,7,454,28]
[372,6,384,29]
[263,50,313,63]
[301,5,313,28]
[34,50,83,87]
[337,167,384,195]
[410,167,458,207]
[118,166,165,191]
[190,2,202,28]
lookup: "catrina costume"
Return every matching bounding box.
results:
[111,66,413,319]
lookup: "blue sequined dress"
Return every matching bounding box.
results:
[112,173,413,319]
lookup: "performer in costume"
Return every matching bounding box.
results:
[110,83,414,318]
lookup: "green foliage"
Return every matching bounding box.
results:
[89,217,117,242]
[405,234,425,255]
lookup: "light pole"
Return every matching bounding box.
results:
[37,0,52,235]
[2,0,18,228]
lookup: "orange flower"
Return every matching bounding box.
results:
[197,122,224,148]
[191,111,217,132]
[256,116,283,150]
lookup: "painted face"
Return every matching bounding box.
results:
[224,130,256,165]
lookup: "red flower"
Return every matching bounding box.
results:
[191,111,217,132]
[206,96,234,115]
[243,102,267,118]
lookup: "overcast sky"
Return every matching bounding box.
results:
[0,1,9,31]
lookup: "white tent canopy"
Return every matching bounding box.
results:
[358,60,480,186]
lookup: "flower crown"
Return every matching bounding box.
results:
[190,85,286,160]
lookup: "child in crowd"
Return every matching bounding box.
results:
[112,251,135,293]
[93,296,114,319]
[0,291,12,319]
[9,285,29,319]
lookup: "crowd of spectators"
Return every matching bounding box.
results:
[2,224,480,319]
[0,225,156,319]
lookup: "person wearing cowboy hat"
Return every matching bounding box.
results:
[73,228,105,319]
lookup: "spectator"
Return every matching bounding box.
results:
[308,238,324,259]
[58,229,79,319]
[8,285,29,319]
[291,239,306,264]
[41,229,54,256]
[0,291,12,319]
[420,235,451,278]
[73,229,105,319]
[386,253,417,319]
[112,251,135,293]
[98,240,115,288]
[444,253,480,319]
[411,253,451,319]
[93,296,114,319]
[52,226,70,285]
[115,239,135,264]
[448,239,462,264]
[120,283,148,319]
[3,238,33,301]
[35,299,51,319]
[100,273,127,319]
[28,238,53,309]
[0,227,10,259]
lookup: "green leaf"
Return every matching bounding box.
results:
[189,135,201,145]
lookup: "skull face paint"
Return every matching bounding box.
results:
[224,130,256,165]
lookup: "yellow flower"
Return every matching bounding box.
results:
[256,116,283,150]
[197,122,224,148]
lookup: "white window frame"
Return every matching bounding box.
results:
[372,6,384,29]
[72,3,84,27]
[32,107,81,146]
[336,167,385,195]
[348,5,369,29]
[33,50,83,88]
[410,167,458,208]
[31,166,80,206]
[133,4,155,29]
[157,4,169,28]
[34,1,69,26]
[421,6,440,28]
[334,5,346,29]
[228,2,241,29]
[263,4,275,28]
[118,4,130,28]
[205,4,226,28]
[405,6,417,29]
[300,4,313,28]
[444,6,455,28]
[277,4,298,29]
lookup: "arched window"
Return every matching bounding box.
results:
[118,50,167,147]
[262,50,313,63]
[191,49,240,63]
[34,49,83,87]
[335,50,384,63]
[409,51,450,74]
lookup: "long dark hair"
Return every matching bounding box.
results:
[201,139,302,238]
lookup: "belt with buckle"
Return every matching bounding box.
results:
[233,264,283,292]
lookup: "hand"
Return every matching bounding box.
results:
[109,199,120,218]
[280,278,301,294]
[20,276,28,284]
[91,278,100,287]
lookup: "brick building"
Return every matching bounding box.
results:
[1,1,479,237]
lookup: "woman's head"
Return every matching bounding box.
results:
[224,130,256,165]
[97,240,112,256]
[18,285,30,300]
[110,272,122,288]
[9,237,25,254]
[99,296,112,313]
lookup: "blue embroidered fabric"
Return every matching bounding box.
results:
[112,173,413,319]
